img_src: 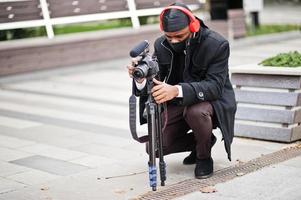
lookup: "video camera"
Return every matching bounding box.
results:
[129,40,159,80]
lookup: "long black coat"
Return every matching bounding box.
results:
[135,21,236,160]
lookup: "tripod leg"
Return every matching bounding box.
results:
[147,103,157,191]
[156,104,166,186]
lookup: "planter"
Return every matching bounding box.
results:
[230,64,301,142]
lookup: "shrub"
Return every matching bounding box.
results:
[259,51,301,67]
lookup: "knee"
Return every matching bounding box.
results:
[184,102,213,121]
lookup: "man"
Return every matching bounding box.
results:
[127,2,236,179]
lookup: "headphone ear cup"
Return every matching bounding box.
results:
[189,20,200,32]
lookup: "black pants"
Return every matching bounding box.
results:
[147,102,214,159]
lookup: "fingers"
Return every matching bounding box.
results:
[153,78,163,85]
[154,93,166,103]
[127,65,134,78]
[152,84,167,104]
[127,58,139,78]
[151,78,164,93]
[131,58,138,66]
[151,84,164,94]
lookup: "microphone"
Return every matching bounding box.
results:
[129,40,149,57]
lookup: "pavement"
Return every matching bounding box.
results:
[0,3,301,198]
[0,33,300,200]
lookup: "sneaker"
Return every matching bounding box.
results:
[183,134,217,165]
[194,157,213,179]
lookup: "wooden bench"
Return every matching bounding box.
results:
[0,0,42,23]
[0,0,201,38]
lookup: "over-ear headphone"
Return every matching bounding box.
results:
[159,5,200,33]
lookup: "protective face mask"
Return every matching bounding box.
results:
[169,38,188,53]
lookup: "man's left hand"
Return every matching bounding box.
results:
[151,78,179,104]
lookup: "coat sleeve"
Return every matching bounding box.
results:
[179,41,230,105]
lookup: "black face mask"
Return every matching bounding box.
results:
[169,38,188,53]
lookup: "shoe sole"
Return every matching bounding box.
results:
[195,172,213,179]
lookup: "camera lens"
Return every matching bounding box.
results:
[133,68,145,79]
[133,63,149,79]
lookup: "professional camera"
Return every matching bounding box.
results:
[129,40,159,80]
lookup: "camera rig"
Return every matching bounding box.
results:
[129,40,166,191]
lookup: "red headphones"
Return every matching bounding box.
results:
[159,5,200,33]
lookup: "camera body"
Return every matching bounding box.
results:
[130,41,159,80]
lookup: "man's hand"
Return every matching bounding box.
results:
[126,58,145,83]
[151,78,179,104]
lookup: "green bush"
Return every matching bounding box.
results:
[259,51,301,67]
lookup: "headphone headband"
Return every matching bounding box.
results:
[159,5,200,33]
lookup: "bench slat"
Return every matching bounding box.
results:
[0,0,41,22]
[48,0,128,18]
[235,106,299,124]
[235,123,295,142]
[234,89,301,106]
[232,74,301,89]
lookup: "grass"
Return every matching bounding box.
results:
[0,18,133,41]
[247,24,301,36]
[53,19,132,35]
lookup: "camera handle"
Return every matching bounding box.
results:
[128,78,166,191]
[145,79,166,191]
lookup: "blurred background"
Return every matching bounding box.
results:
[0,0,300,76]
[0,0,300,41]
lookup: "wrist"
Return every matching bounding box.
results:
[173,85,179,97]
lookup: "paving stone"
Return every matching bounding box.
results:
[71,143,145,161]
[69,155,118,168]
[176,163,301,200]
[0,101,129,130]
[0,135,36,148]
[0,177,26,195]
[18,144,88,161]
[0,116,41,129]
[69,132,136,148]
[0,161,31,177]
[10,155,90,176]
[0,147,33,162]
[6,169,60,186]
[280,156,301,168]
[0,89,128,115]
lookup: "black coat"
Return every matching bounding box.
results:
[135,21,236,161]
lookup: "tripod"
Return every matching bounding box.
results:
[129,77,166,191]
[145,78,166,191]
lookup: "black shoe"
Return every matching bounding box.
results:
[182,134,217,165]
[194,157,213,179]
[183,150,197,165]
